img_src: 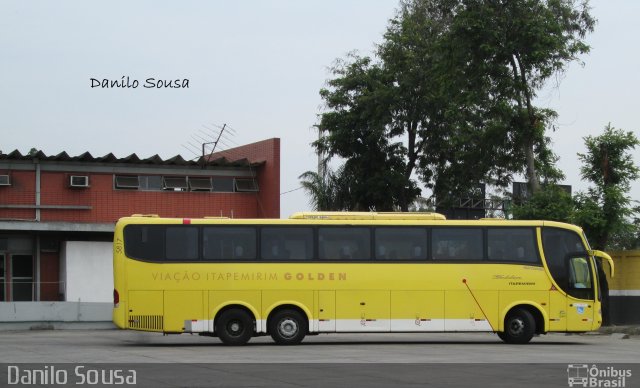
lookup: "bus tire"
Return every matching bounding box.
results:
[216,309,254,346]
[500,308,535,344]
[268,309,307,345]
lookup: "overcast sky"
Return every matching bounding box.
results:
[1,0,638,218]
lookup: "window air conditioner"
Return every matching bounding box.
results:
[69,175,89,187]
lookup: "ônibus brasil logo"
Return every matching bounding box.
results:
[567,364,632,387]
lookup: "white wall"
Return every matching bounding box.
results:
[60,241,113,303]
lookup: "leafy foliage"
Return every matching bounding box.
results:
[573,125,640,250]
[307,0,595,211]
[314,54,421,210]
[511,185,574,222]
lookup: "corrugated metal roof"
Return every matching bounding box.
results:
[0,149,264,168]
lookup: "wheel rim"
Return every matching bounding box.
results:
[277,318,298,338]
[508,317,525,336]
[227,320,244,337]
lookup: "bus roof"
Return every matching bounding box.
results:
[116,213,584,233]
[289,212,447,221]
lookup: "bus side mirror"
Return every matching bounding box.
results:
[590,250,614,278]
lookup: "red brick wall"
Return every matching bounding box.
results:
[209,138,280,218]
[0,170,37,220]
[0,138,280,222]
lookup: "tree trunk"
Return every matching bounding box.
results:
[515,52,540,194]
[400,120,419,212]
[524,137,540,194]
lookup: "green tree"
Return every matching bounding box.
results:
[311,0,594,211]
[298,166,353,211]
[574,124,640,250]
[512,185,574,222]
[315,54,420,210]
[444,0,594,193]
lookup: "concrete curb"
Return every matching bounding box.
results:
[0,322,116,331]
[598,325,640,336]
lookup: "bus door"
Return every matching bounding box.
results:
[565,255,595,331]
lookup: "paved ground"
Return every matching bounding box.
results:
[1,330,638,387]
[1,329,638,364]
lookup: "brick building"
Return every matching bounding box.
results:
[0,138,280,305]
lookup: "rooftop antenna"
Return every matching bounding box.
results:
[202,123,226,163]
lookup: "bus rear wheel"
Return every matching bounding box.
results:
[269,309,307,345]
[216,309,254,346]
[500,308,535,344]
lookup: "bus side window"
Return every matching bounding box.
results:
[202,227,257,261]
[166,226,198,261]
[261,227,313,261]
[318,227,370,261]
[487,228,538,263]
[431,228,483,261]
[123,225,165,261]
[374,227,427,261]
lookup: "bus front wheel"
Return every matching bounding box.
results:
[500,308,535,344]
[216,309,254,346]
[268,309,307,345]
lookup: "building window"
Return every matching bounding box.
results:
[212,178,234,192]
[188,177,212,192]
[0,175,10,186]
[162,176,188,191]
[235,178,259,192]
[114,174,256,193]
[114,175,140,189]
[139,176,163,191]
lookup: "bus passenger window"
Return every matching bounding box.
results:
[431,228,482,261]
[318,227,370,261]
[123,225,165,261]
[487,229,538,263]
[260,227,313,261]
[202,227,256,261]
[374,228,427,260]
[166,226,199,261]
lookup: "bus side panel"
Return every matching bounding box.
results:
[128,290,164,331]
[566,296,595,332]
[316,290,336,332]
[164,290,205,333]
[499,291,549,332]
[444,290,497,331]
[262,290,315,332]
[336,290,391,332]
[390,291,445,331]
[209,290,261,331]
[549,290,568,331]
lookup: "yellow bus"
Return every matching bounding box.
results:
[112,212,614,345]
